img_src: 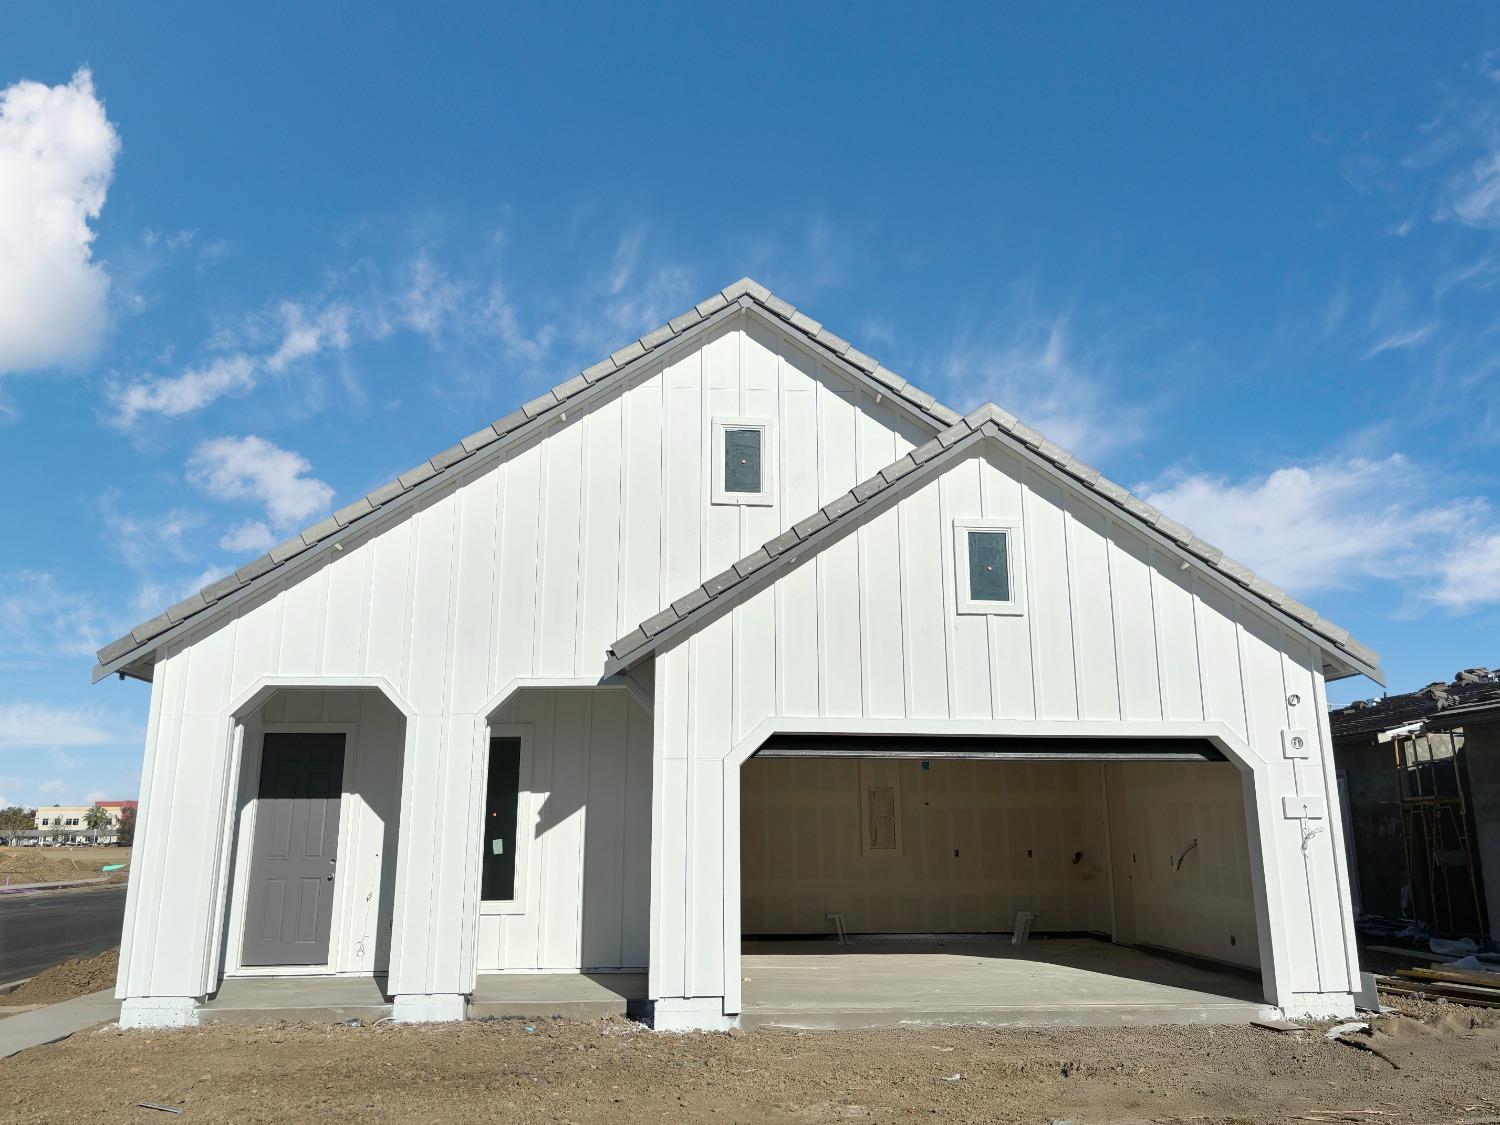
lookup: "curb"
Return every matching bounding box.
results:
[0,976,35,996]
[0,877,114,895]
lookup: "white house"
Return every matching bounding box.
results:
[95,278,1381,1031]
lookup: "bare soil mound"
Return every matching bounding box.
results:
[4,948,118,1008]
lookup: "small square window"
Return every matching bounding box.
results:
[954,518,1025,615]
[712,417,775,506]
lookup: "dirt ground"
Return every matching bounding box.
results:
[0,846,131,887]
[1,948,119,1011]
[2,994,1498,1124]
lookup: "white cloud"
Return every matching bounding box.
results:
[218,519,276,554]
[1409,53,1500,229]
[187,436,333,530]
[399,254,464,337]
[1364,322,1437,359]
[1441,149,1500,228]
[1137,454,1499,608]
[1432,530,1500,609]
[0,68,120,374]
[485,284,555,367]
[99,495,203,572]
[0,571,110,661]
[108,298,353,428]
[607,227,647,295]
[936,308,1153,460]
[266,301,351,372]
[0,702,141,751]
[39,779,66,795]
[109,354,256,427]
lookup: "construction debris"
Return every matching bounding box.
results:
[1377,958,1500,1008]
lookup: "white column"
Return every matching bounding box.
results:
[387,712,481,1022]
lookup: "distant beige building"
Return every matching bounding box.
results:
[35,800,137,842]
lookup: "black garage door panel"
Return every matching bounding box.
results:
[755,733,1226,762]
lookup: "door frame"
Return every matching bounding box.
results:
[222,721,360,978]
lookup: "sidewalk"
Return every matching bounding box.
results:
[0,876,111,895]
[0,989,120,1059]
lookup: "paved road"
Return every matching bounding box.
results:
[0,885,127,982]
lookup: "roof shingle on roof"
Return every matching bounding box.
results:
[92,277,963,679]
[1329,667,1500,740]
[606,403,1383,680]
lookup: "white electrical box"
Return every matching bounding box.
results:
[1281,728,1312,759]
[1282,794,1326,820]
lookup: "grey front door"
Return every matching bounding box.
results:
[241,733,345,967]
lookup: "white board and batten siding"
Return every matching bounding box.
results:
[117,314,932,1000]
[651,441,1360,1016]
[474,688,653,973]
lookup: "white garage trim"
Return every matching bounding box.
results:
[715,716,1294,1017]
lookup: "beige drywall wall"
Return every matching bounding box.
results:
[1104,761,1259,969]
[740,757,1113,935]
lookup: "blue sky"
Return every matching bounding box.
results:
[3,5,1500,808]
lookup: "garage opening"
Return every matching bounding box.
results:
[739,738,1268,1028]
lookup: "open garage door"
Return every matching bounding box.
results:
[738,748,1267,1027]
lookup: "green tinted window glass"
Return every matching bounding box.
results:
[967,530,1010,602]
[724,428,762,493]
[480,737,521,900]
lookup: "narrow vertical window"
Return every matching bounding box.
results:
[480,737,522,901]
[967,530,1010,602]
[723,428,763,494]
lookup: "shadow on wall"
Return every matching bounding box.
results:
[492,687,653,972]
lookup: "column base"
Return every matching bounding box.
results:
[120,996,201,1029]
[1281,991,1357,1020]
[649,996,737,1032]
[392,993,467,1023]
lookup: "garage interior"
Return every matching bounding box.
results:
[738,739,1270,1028]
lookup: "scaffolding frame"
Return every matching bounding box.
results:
[1392,728,1489,940]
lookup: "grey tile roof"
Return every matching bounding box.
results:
[606,403,1383,680]
[92,277,963,679]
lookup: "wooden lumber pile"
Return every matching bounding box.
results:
[1377,963,1500,1008]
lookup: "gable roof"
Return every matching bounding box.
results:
[92,278,964,682]
[606,404,1383,684]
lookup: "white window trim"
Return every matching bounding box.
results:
[954,518,1026,616]
[479,724,534,917]
[711,416,776,506]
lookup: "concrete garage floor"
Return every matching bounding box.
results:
[738,938,1271,1030]
[200,939,1266,1028]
